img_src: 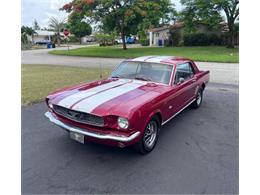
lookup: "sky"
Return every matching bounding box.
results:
[21,0,183,28]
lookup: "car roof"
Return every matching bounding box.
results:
[129,56,191,65]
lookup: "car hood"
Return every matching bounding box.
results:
[48,78,170,118]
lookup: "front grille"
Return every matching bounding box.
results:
[53,105,104,127]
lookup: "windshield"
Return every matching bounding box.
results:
[111,61,173,85]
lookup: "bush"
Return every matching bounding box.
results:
[168,29,182,46]
[220,33,229,46]
[68,35,79,43]
[208,34,222,45]
[184,33,223,46]
[140,39,149,46]
[96,33,115,46]
[184,33,210,46]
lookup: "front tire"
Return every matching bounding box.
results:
[133,116,160,154]
[191,88,203,108]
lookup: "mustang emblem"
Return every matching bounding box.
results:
[67,110,81,119]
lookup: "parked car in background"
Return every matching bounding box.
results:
[115,36,136,44]
[115,38,123,44]
[126,37,135,44]
[35,40,51,45]
[45,56,210,154]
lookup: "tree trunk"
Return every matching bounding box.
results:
[31,35,34,45]
[121,31,127,50]
[79,37,82,44]
[227,22,235,48]
[57,33,61,46]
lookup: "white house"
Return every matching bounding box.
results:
[148,26,170,47]
[30,30,67,44]
[32,30,55,44]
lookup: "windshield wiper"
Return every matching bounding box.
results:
[111,75,124,79]
[134,76,151,81]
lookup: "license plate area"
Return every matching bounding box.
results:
[69,132,85,144]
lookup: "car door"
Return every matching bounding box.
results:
[167,62,197,115]
[179,62,198,102]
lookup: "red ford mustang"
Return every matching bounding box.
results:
[45,56,210,154]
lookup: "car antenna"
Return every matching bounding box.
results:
[99,59,103,79]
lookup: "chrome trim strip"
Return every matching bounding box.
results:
[162,98,196,126]
[45,111,140,142]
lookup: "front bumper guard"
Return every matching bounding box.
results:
[45,111,140,142]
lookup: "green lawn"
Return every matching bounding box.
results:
[49,46,239,63]
[22,64,111,105]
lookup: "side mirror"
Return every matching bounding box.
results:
[178,77,185,84]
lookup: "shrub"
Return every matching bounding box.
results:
[184,33,224,46]
[96,33,114,46]
[220,32,229,46]
[184,33,210,46]
[140,39,149,46]
[208,34,222,45]
[68,35,79,43]
[168,29,182,46]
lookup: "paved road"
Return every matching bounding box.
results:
[22,47,239,85]
[22,83,238,194]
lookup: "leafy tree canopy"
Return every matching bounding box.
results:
[67,12,92,43]
[180,0,223,32]
[33,19,41,30]
[61,0,175,50]
[180,0,239,48]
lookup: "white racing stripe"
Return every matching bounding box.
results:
[145,56,172,63]
[58,79,131,108]
[72,80,147,113]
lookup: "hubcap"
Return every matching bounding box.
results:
[144,121,157,149]
[196,91,202,105]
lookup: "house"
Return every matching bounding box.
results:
[32,30,55,44]
[148,26,171,46]
[30,30,67,44]
[148,23,186,46]
[148,22,225,46]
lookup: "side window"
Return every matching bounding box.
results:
[174,62,194,84]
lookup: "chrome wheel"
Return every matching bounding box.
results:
[143,121,158,149]
[196,91,202,105]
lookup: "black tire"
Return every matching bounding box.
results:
[191,88,203,109]
[133,116,160,154]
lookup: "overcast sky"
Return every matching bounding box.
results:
[21,0,183,28]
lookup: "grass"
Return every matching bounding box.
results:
[49,45,239,63]
[22,64,111,105]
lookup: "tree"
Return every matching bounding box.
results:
[214,0,239,48]
[21,26,37,44]
[48,17,66,46]
[61,0,174,50]
[137,1,176,39]
[68,12,92,44]
[180,0,223,33]
[33,19,40,30]
[180,0,239,48]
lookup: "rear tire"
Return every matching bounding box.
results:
[191,88,203,109]
[133,116,160,154]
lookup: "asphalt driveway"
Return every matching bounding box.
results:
[22,83,238,194]
[21,46,239,85]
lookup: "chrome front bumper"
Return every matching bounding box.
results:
[45,111,140,142]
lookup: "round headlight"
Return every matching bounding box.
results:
[49,102,53,109]
[118,117,129,129]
